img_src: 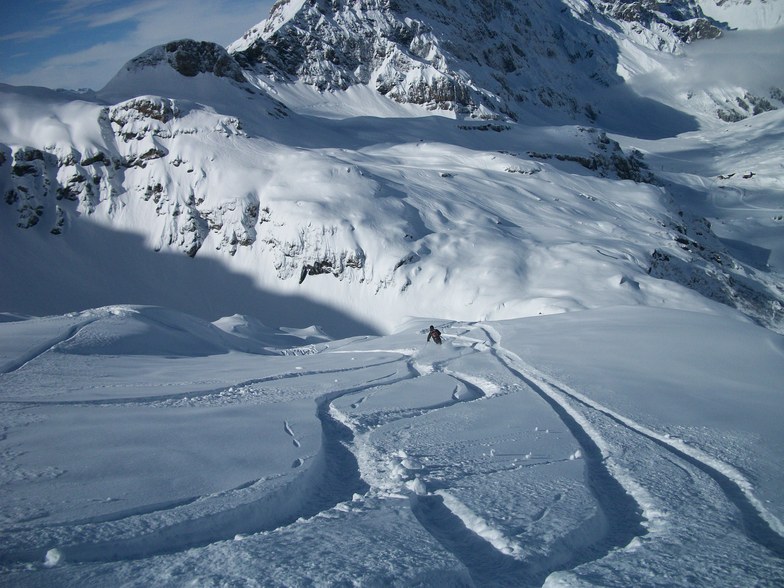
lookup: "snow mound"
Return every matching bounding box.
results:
[213,314,332,349]
[55,306,318,357]
[55,306,236,356]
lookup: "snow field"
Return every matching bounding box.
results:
[1,304,783,586]
[4,75,760,334]
[1,7,783,582]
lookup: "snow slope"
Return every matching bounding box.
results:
[0,306,782,586]
[699,0,784,30]
[2,74,782,334]
[1,1,784,585]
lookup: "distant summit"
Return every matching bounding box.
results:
[227,0,725,123]
[98,38,287,114]
[122,40,248,83]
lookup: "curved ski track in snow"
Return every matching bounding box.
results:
[327,334,648,587]
[0,372,407,566]
[0,318,100,374]
[3,357,403,408]
[4,322,782,584]
[5,334,632,585]
[478,323,784,560]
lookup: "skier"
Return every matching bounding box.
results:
[427,325,442,345]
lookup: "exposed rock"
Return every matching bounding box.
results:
[123,39,247,84]
[299,251,366,284]
[594,0,723,45]
[50,205,66,235]
[529,128,655,183]
[230,0,623,121]
[3,146,59,228]
[648,210,784,332]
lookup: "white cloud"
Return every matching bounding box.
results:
[79,0,172,29]
[0,26,61,43]
[682,28,784,91]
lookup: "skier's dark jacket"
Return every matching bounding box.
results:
[427,326,442,344]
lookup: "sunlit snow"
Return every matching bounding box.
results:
[1,1,783,586]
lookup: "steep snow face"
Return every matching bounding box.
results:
[0,84,663,331]
[2,76,782,335]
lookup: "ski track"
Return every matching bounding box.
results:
[712,186,784,213]
[0,318,99,375]
[328,330,647,587]
[5,321,783,582]
[1,357,403,408]
[542,373,784,558]
[0,369,409,566]
[402,321,784,584]
[458,325,647,585]
[475,322,784,560]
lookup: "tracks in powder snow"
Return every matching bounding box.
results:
[506,358,784,560]
[5,324,782,581]
[363,323,784,585]
[400,326,647,586]
[322,334,647,587]
[0,318,100,375]
[0,364,406,566]
[479,323,784,563]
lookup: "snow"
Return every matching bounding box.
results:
[1,308,782,586]
[698,0,784,30]
[1,2,784,585]
[618,28,784,128]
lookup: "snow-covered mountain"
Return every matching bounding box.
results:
[229,0,728,123]
[2,2,784,586]
[1,0,782,337]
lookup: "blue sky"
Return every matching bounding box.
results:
[0,0,276,90]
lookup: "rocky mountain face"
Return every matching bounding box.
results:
[595,0,722,46]
[2,93,249,256]
[229,0,784,125]
[121,40,249,84]
[228,0,733,123]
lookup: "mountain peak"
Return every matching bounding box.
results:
[119,39,247,83]
[226,0,731,124]
[230,0,500,119]
[98,39,254,103]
